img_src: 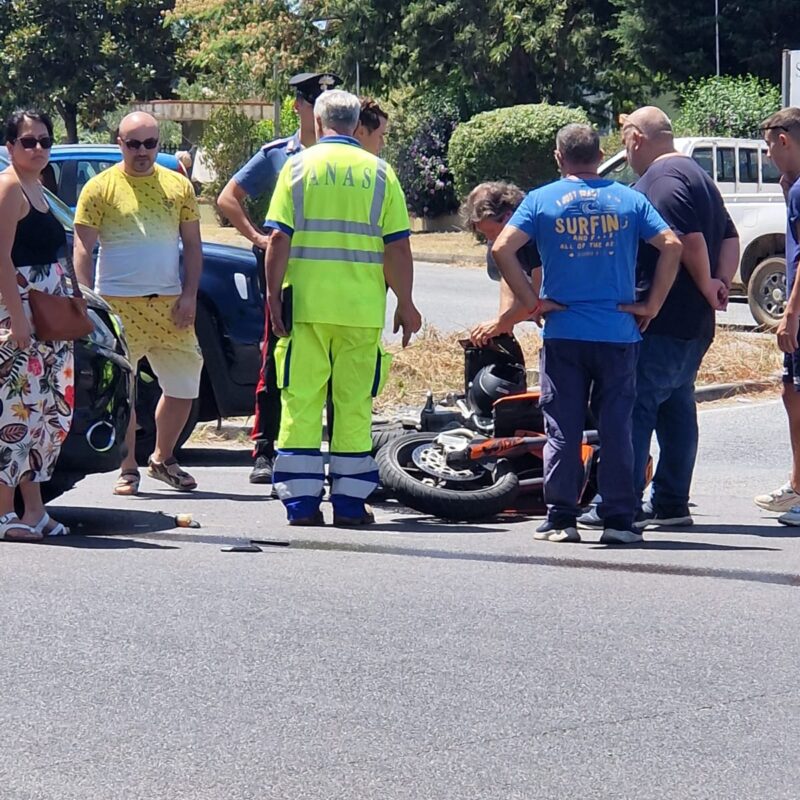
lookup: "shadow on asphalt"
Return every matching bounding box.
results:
[179,447,250,467]
[587,541,778,551]
[39,536,178,550]
[46,506,181,540]
[363,520,509,534]
[687,523,800,538]
[286,540,800,588]
[131,490,270,502]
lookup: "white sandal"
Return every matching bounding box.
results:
[32,512,70,537]
[0,512,41,542]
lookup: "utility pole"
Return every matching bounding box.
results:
[273,63,281,139]
[715,0,720,76]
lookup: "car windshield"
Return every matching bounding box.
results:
[0,153,75,230]
[599,154,637,186]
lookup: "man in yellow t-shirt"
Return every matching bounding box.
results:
[73,111,203,496]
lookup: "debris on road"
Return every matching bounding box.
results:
[175,513,201,528]
[221,544,263,553]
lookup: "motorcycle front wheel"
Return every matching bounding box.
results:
[376,432,520,521]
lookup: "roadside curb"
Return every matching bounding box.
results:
[695,377,780,403]
[412,251,484,266]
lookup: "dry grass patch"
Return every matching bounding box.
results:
[409,231,485,263]
[378,326,781,412]
[377,326,543,410]
[698,330,781,385]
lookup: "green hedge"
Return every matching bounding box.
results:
[448,104,590,198]
[674,75,780,139]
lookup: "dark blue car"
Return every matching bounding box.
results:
[1,151,265,465]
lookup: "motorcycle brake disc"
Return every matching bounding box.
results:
[410,442,486,482]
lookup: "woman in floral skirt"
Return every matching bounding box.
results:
[0,110,74,542]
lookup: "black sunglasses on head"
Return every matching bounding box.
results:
[15,136,53,150]
[124,137,159,150]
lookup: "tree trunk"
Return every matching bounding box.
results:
[55,100,79,143]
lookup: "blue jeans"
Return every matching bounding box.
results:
[632,333,712,513]
[540,339,639,530]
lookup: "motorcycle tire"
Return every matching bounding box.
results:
[377,431,520,521]
[371,425,405,455]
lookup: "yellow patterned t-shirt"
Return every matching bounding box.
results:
[74,163,199,297]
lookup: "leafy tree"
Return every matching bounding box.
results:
[200,106,259,224]
[316,0,649,118]
[386,92,462,217]
[610,0,800,87]
[0,1,177,142]
[167,0,327,100]
[674,75,781,138]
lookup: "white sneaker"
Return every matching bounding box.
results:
[778,506,800,526]
[533,526,581,543]
[600,528,643,545]
[754,482,800,512]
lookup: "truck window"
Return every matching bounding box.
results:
[762,152,781,184]
[738,148,759,183]
[716,148,736,183]
[692,147,713,178]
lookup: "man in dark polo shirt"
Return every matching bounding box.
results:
[622,107,740,528]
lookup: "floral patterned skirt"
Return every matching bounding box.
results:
[0,262,75,486]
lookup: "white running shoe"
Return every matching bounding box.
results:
[533,526,581,543]
[754,482,800,512]
[778,506,800,526]
[600,528,643,545]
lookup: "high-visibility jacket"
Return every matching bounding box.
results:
[265,134,410,328]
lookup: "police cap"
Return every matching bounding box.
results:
[289,72,342,104]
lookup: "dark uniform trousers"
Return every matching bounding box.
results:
[251,241,281,457]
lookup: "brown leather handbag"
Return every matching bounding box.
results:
[16,253,93,341]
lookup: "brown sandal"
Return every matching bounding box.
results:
[113,470,141,496]
[147,457,197,492]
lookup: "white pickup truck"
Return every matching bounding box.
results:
[599,138,786,326]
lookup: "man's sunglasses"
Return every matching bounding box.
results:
[15,136,53,150]
[124,138,159,150]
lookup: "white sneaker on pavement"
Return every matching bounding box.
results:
[778,506,800,526]
[600,528,643,545]
[533,526,581,543]
[754,481,800,512]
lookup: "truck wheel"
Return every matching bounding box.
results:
[748,256,786,328]
[376,432,519,521]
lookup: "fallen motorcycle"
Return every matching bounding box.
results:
[376,335,599,521]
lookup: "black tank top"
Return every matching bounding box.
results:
[11,190,67,267]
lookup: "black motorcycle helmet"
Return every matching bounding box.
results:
[468,362,527,417]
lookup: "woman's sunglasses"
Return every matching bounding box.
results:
[15,136,53,150]
[124,138,159,151]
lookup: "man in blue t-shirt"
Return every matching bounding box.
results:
[755,108,800,525]
[492,123,682,544]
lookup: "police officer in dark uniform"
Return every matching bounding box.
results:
[217,71,341,483]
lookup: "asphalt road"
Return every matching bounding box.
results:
[385,261,757,339]
[1,396,798,799]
